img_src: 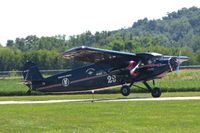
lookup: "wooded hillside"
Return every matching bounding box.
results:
[1,7,200,71]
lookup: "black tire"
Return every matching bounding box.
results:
[121,85,130,96]
[151,87,161,98]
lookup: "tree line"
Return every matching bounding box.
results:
[1,7,200,71]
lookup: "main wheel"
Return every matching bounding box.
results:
[121,85,130,96]
[151,87,161,98]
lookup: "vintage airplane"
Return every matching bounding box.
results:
[22,46,188,97]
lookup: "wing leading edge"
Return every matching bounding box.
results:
[61,46,136,63]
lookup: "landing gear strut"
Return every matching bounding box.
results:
[26,84,32,95]
[26,89,32,95]
[143,81,161,98]
[120,81,161,97]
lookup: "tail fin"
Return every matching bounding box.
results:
[23,60,44,81]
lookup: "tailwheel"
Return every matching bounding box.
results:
[121,85,130,96]
[151,87,161,98]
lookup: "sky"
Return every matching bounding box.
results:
[0,0,200,46]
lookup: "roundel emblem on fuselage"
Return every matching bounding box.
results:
[62,78,70,87]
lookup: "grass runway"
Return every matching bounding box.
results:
[0,70,200,132]
[0,98,199,133]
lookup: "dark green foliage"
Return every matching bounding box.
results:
[130,6,200,50]
[1,7,200,70]
[0,47,22,71]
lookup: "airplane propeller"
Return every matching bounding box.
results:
[162,52,188,72]
[175,51,189,73]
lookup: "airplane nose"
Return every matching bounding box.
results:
[169,57,178,71]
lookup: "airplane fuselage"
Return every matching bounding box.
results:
[31,62,171,93]
[22,46,188,97]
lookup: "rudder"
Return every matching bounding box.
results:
[23,60,44,81]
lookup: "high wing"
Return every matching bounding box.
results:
[61,46,137,63]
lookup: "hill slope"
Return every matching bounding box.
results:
[1,7,200,70]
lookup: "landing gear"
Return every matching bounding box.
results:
[26,84,32,95]
[26,89,32,95]
[120,85,130,96]
[120,81,161,97]
[151,87,161,98]
[143,81,162,98]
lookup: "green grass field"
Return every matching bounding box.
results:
[0,69,200,96]
[0,70,200,95]
[0,100,199,133]
[0,79,27,95]
[0,70,200,132]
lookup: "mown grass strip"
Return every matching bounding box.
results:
[0,70,200,96]
[0,100,199,133]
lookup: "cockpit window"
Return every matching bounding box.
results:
[147,57,161,64]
